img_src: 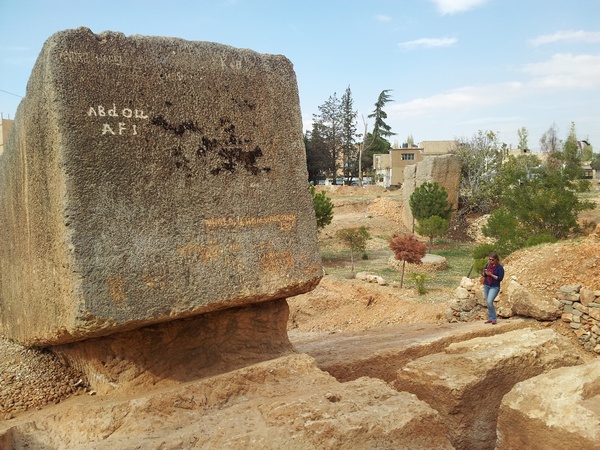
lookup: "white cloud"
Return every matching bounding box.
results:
[430,0,489,15]
[375,14,392,22]
[391,82,524,117]
[522,54,600,89]
[390,53,600,117]
[530,30,600,46]
[398,37,457,50]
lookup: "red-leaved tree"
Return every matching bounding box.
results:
[389,234,427,287]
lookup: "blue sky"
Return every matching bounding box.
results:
[1,0,599,151]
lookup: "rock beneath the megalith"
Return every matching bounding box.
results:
[53,298,293,394]
[394,328,583,450]
[0,354,455,449]
[0,28,321,346]
[507,280,562,320]
[496,359,600,450]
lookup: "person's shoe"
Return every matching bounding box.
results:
[485,319,497,324]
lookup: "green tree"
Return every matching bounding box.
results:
[562,122,583,180]
[416,215,448,253]
[409,181,453,222]
[313,93,342,183]
[360,90,395,180]
[389,234,427,287]
[483,167,593,255]
[539,123,563,172]
[368,89,396,140]
[517,126,529,151]
[336,226,371,273]
[310,186,334,230]
[361,133,391,179]
[591,152,600,171]
[340,86,358,183]
[304,129,328,184]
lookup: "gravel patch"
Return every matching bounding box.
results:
[0,335,88,419]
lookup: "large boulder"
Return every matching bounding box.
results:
[507,280,562,320]
[496,359,600,450]
[0,28,322,346]
[394,328,583,450]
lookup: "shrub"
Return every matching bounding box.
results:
[310,185,334,230]
[410,273,428,295]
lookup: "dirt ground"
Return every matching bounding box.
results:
[2,184,600,424]
[288,184,600,333]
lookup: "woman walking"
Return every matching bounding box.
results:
[483,252,504,324]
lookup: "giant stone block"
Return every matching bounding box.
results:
[0,28,322,346]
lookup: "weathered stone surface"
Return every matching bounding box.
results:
[0,28,322,346]
[507,280,562,320]
[401,154,461,229]
[0,354,454,449]
[393,328,583,450]
[53,299,293,394]
[580,287,596,306]
[293,320,533,385]
[496,360,600,450]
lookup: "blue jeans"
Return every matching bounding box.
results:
[484,285,499,320]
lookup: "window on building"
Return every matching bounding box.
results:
[401,153,415,160]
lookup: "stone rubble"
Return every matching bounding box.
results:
[448,278,600,355]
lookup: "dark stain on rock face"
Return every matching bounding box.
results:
[151,115,271,176]
[151,116,202,136]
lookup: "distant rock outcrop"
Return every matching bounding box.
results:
[401,154,461,230]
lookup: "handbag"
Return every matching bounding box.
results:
[480,276,485,285]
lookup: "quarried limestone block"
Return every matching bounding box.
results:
[0,28,321,346]
[497,360,600,450]
[394,328,582,450]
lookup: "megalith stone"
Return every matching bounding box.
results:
[0,28,322,346]
[394,328,583,450]
[401,154,461,230]
[496,359,600,450]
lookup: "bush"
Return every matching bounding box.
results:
[310,185,334,230]
[410,273,428,295]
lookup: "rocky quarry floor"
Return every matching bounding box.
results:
[1,185,600,449]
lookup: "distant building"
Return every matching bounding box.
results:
[373,140,456,187]
[0,118,14,155]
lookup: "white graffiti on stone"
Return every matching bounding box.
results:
[87,105,149,136]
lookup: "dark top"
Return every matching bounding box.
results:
[484,263,504,288]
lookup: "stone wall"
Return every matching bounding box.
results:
[558,285,600,353]
[449,278,600,355]
[0,28,322,346]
